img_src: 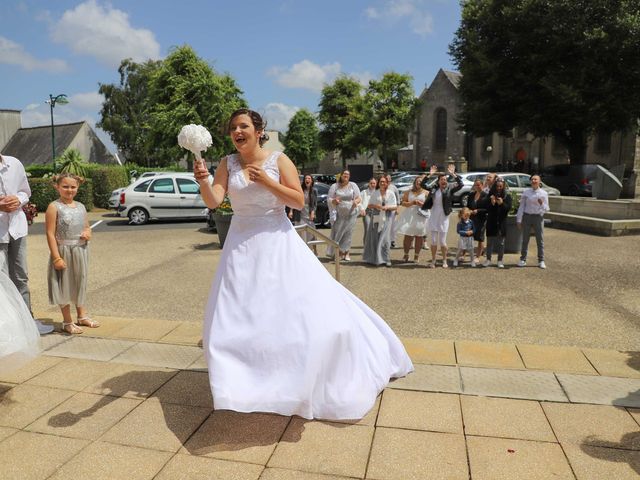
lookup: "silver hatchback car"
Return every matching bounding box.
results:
[117,173,209,225]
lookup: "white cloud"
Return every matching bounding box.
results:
[351,71,376,87]
[268,60,341,93]
[365,0,434,37]
[69,91,104,110]
[20,91,103,129]
[262,103,300,133]
[50,0,161,68]
[0,35,69,72]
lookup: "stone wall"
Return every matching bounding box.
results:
[0,110,21,151]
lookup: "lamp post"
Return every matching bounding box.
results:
[45,94,68,171]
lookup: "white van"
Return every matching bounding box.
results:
[117,172,210,225]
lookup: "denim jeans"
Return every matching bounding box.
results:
[0,235,31,311]
[520,213,544,262]
[486,235,505,261]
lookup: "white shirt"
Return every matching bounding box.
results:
[0,155,31,242]
[516,187,549,223]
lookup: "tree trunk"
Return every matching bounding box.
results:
[566,130,588,164]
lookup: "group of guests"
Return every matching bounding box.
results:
[291,166,550,269]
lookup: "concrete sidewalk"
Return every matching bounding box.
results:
[1,315,639,479]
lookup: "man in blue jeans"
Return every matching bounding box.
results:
[516,175,550,269]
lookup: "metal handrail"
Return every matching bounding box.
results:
[294,224,340,281]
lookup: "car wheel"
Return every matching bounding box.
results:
[128,207,149,225]
[461,193,470,208]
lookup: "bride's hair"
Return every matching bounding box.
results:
[228,108,270,146]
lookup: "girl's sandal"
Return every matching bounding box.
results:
[403,254,410,262]
[77,317,100,328]
[414,255,420,262]
[62,322,83,335]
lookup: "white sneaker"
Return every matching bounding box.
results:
[517,260,526,267]
[538,261,546,269]
[453,259,459,267]
[471,260,477,268]
[497,261,505,269]
[482,260,491,267]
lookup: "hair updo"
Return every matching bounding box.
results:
[52,172,85,185]
[227,108,270,147]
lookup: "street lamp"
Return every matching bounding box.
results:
[45,93,68,170]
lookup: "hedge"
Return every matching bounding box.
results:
[85,165,129,209]
[29,178,94,212]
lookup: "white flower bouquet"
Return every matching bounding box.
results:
[177,124,213,163]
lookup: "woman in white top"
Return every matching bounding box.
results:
[327,170,361,262]
[362,176,397,267]
[395,175,428,262]
[359,177,378,245]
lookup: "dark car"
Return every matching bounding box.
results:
[311,174,337,185]
[541,163,607,196]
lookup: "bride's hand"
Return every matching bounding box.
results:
[193,160,209,182]
[247,164,267,183]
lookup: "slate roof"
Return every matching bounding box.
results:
[442,70,462,89]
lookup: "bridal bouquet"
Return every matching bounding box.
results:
[177,124,212,162]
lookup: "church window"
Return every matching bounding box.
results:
[434,108,447,151]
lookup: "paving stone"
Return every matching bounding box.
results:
[460,396,556,442]
[25,358,116,391]
[101,397,211,452]
[25,392,141,440]
[562,442,640,480]
[466,436,574,480]
[0,355,64,384]
[79,316,133,338]
[557,373,640,407]
[83,364,178,399]
[183,410,290,465]
[377,389,462,433]
[367,427,468,480]
[152,370,213,408]
[268,418,373,478]
[0,426,17,442]
[400,337,456,365]
[331,393,380,427]
[187,353,208,371]
[112,342,202,369]
[0,384,74,428]
[158,321,203,346]
[542,403,640,450]
[156,454,264,480]
[39,332,69,351]
[582,348,640,378]
[47,441,172,480]
[43,336,136,361]
[0,431,88,480]
[629,408,640,427]
[517,344,598,374]
[110,318,182,342]
[456,340,524,369]
[460,366,568,402]
[387,364,461,393]
[260,468,352,479]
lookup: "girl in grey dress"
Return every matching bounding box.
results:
[45,174,98,334]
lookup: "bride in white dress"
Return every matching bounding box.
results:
[195,109,413,420]
[0,271,40,374]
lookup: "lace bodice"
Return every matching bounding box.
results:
[54,200,87,245]
[226,151,285,217]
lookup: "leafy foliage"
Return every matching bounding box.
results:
[449,0,640,163]
[283,109,322,169]
[57,148,88,176]
[85,165,129,209]
[213,195,233,215]
[29,178,94,212]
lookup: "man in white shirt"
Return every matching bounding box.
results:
[516,175,550,269]
[0,154,54,334]
[385,173,400,248]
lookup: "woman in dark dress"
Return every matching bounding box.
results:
[467,179,488,262]
[482,178,512,268]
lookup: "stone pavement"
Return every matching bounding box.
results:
[1,316,639,479]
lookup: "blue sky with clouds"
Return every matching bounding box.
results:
[1,0,461,152]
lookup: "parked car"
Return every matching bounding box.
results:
[498,172,560,198]
[311,174,337,185]
[540,163,607,196]
[454,172,489,206]
[117,173,210,225]
[108,187,126,209]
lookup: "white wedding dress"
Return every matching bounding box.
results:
[0,271,40,374]
[203,152,413,420]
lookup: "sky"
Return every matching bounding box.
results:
[0,0,461,154]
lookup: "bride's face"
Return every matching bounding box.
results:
[229,114,261,152]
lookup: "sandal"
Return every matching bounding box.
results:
[77,316,100,328]
[414,254,420,262]
[62,321,83,335]
[403,254,410,262]
[428,262,436,269]
[442,262,449,269]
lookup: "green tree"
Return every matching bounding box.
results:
[146,45,246,166]
[318,76,366,169]
[449,0,640,163]
[57,148,88,176]
[98,58,161,166]
[363,72,418,169]
[283,109,322,170]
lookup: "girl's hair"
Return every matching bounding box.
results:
[368,177,377,188]
[227,108,270,146]
[411,176,423,193]
[52,173,85,185]
[458,207,471,219]
[377,175,387,189]
[301,174,314,191]
[339,170,350,185]
[489,178,508,198]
